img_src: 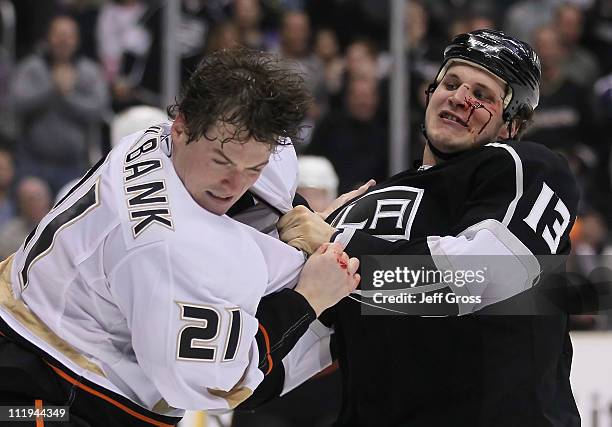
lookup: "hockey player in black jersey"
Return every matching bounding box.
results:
[264,29,582,426]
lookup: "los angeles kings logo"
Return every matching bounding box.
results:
[329,186,425,241]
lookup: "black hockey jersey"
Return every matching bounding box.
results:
[324,140,581,427]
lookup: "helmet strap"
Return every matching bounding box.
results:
[422,84,463,160]
[421,123,464,161]
[425,83,436,105]
[502,111,517,140]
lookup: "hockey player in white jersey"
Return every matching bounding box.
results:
[0,48,359,426]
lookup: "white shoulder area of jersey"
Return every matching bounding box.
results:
[250,140,298,214]
[108,123,186,250]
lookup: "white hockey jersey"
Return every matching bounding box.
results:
[0,124,305,415]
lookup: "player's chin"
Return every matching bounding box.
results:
[428,134,465,154]
[432,123,478,148]
[202,192,236,215]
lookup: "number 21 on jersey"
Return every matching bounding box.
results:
[176,302,242,362]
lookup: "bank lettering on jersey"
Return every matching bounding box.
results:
[123,126,174,237]
[330,186,424,241]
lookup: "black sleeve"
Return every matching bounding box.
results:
[293,192,312,209]
[237,288,316,409]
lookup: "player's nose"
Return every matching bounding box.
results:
[221,170,248,194]
[449,84,470,108]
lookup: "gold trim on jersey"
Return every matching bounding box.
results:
[0,255,105,377]
[207,385,253,409]
[151,398,178,415]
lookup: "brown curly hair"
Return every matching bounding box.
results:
[167,47,312,150]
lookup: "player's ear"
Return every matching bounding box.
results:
[496,120,517,140]
[171,114,188,140]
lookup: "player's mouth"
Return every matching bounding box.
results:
[206,191,234,203]
[439,111,468,128]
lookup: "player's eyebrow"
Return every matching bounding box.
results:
[444,72,460,81]
[474,82,504,100]
[214,148,269,169]
[445,72,504,99]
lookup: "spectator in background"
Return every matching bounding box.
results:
[297,155,339,212]
[313,29,344,98]
[504,0,558,43]
[526,25,593,154]
[11,14,108,195]
[278,10,327,147]
[203,21,241,54]
[405,0,441,82]
[528,25,606,216]
[0,177,52,260]
[307,77,387,193]
[232,0,268,50]
[555,2,601,87]
[185,20,240,91]
[279,10,313,64]
[279,11,326,108]
[0,148,16,229]
[58,0,105,61]
[96,0,154,110]
[328,38,381,113]
[96,0,148,84]
[344,38,380,82]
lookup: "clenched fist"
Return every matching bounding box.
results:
[279,179,376,255]
[294,242,360,316]
[278,205,336,255]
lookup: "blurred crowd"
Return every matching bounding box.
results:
[0,0,610,332]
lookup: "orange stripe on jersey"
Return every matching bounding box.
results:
[34,399,44,427]
[45,363,174,427]
[258,323,273,375]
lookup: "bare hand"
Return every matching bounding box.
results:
[317,179,375,220]
[278,205,336,255]
[295,242,360,316]
[52,64,76,95]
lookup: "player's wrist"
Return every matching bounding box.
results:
[294,288,325,317]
